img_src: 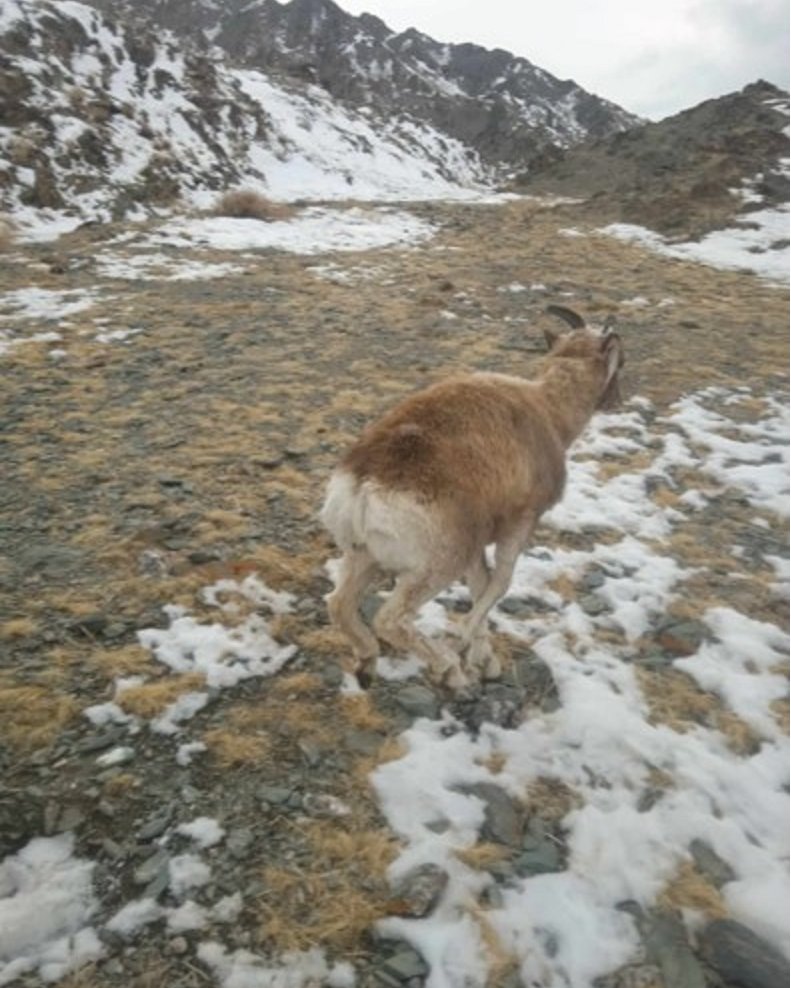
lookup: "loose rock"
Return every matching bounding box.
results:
[698,919,790,988]
[389,864,448,918]
[461,782,523,847]
[394,684,439,719]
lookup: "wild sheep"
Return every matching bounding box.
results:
[321,305,624,690]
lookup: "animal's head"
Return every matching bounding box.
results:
[543,304,625,410]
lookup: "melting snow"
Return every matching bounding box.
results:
[146,207,436,255]
[362,389,789,987]
[197,943,356,988]
[0,835,104,984]
[177,817,226,849]
[601,205,790,283]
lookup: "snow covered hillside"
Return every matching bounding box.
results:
[87,0,640,167]
[0,0,493,238]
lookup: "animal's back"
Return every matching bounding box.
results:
[341,373,566,517]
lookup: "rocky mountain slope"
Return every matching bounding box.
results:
[517,80,790,238]
[0,0,499,233]
[87,0,639,167]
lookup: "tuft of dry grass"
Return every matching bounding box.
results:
[658,861,727,918]
[454,842,511,871]
[524,777,581,821]
[277,698,338,746]
[636,666,718,732]
[0,617,37,639]
[86,644,155,679]
[0,684,80,751]
[770,697,789,734]
[288,625,350,658]
[479,751,508,775]
[714,710,763,755]
[212,189,295,223]
[203,727,271,767]
[466,902,520,988]
[102,772,141,797]
[258,864,387,952]
[0,215,15,251]
[301,819,398,878]
[340,692,389,731]
[269,671,324,697]
[116,673,206,718]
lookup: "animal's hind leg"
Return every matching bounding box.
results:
[464,552,500,681]
[460,515,536,665]
[326,548,381,683]
[373,567,468,691]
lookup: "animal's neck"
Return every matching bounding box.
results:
[536,359,604,447]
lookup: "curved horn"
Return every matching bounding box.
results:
[546,304,586,330]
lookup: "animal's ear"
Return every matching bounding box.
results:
[544,325,562,351]
[600,331,624,380]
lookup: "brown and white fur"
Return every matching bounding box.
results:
[321,305,625,690]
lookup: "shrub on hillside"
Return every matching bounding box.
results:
[212,188,293,222]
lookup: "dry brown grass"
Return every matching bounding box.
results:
[301,819,398,878]
[288,625,350,658]
[102,772,141,797]
[714,710,763,755]
[651,487,682,510]
[0,684,80,751]
[524,777,581,821]
[658,861,727,918]
[116,673,206,718]
[269,671,324,697]
[638,667,766,753]
[664,532,740,573]
[212,189,295,222]
[202,545,321,596]
[0,216,15,251]
[479,751,508,775]
[646,767,675,790]
[339,692,389,731]
[203,727,271,767]
[258,863,387,952]
[597,451,654,480]
[0,617,37,639]
[466,902,520,988]
[546,573,577,599]
[86,644,155,679]
[770,697,789,734]
[277,698,337,746]
[636,667,718,732]
[454,842,511,871]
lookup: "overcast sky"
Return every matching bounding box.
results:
[338,0,790,119]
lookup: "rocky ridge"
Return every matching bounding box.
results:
[517,80,790,238]
[87,0,640,167]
